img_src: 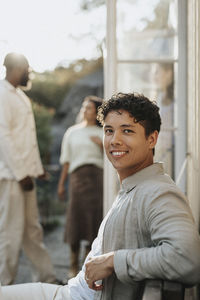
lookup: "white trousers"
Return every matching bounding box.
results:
[0,180,56,285]
[0,283,71,300]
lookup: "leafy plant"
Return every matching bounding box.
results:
[32,102,54,164]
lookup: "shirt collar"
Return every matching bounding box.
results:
[121,162,165,193]
[1,79,17,92]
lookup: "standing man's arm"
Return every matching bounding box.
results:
[0,94,29,182]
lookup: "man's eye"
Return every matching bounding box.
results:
[124,129,133,133]
[105,129,113,134]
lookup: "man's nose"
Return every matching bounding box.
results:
[111,131,122,146]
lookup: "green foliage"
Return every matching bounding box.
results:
[26,57,103,114]
[27,72,71,110]
[36,173,66,231]
[37,175,65,216]
[32,102,54,164]
[32,103,65,223]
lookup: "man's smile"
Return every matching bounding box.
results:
[110,150,128,157]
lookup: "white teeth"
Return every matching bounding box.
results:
[112,151,126,156]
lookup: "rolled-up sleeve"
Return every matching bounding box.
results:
[114,192,200,285]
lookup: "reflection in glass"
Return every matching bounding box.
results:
[117,0,177,60]
[117,63,155,96]
[151,63,174,178]
[117,62,175,177]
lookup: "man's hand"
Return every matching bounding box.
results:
[37,170,50,181]
[85,252,114,290]
[19,176,34,191]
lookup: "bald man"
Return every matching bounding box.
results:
[0,53,57,285]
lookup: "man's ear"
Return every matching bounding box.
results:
[148,130,158,149]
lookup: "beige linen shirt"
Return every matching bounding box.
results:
[0,80,43,180]
[93,163,200,300]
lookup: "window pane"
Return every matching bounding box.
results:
[117,63,154,95]
[117,0,177,60]
[153,62,175,177]
[117,62,175,177]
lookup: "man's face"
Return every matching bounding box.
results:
[18,63,30,87]
[104,109,158,181]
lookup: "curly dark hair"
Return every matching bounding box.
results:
[97,92,161,136]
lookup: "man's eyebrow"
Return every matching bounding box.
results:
[120,124,135,128]
[104,124,136,128]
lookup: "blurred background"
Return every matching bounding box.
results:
[0,0,200,293]
[0,0,106,283]
[0,0,179,221]
[0,0,106,229]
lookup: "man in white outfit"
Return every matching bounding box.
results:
[0,53,57,285]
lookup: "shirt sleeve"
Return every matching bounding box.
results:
[0,94,28,180]
[114,191,200,285]
[59,129,71,165]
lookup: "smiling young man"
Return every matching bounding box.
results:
[1,93,200,300]
[83,92,200,299]
[103,109,158,180]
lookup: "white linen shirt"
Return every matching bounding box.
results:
[0,80,43,180]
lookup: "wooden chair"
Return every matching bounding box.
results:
[142,279,185,300]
